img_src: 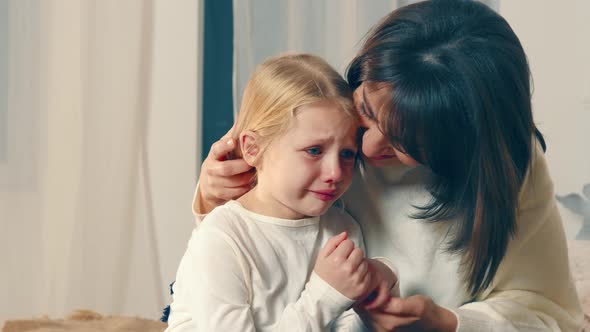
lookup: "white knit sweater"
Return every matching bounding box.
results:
[337,141,583,331]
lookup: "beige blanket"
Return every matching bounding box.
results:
[2,310,166,332]
[569,241,590,331]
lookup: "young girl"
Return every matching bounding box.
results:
[165,54,395,331]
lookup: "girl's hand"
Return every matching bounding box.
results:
[314,232,372,300]
[361,259,399,309]
[196,126,255,214]
[356,295,458,332]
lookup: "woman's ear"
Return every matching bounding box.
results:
[239,131,260,166]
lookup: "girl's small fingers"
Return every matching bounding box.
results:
[348,247,365,270]
[356,260,368,276]
[331,239,355,260]
[320,232,348,258]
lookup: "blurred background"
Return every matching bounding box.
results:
[0,0,588,325]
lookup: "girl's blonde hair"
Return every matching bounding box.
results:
[233,53,356,158]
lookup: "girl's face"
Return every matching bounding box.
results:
[255,101,358,219]
[353,83,419,168]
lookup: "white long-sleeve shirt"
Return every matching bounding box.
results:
[167,200,366,332]
[338,141,583,331]
[191,140,583,331]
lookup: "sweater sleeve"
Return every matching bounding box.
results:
[330,308,370,332]
[168,224,256,332]
[278,272,355,331]
[451,146,583,332]
[191,182,208,224]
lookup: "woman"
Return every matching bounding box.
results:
[192,0,583,330]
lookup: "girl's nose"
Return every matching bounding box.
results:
[322,156,343,183]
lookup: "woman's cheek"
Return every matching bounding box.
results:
[394,150,420,167]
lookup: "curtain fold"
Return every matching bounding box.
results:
[1,0,200,322]
[232,0,499,117]
[233,0,400,116]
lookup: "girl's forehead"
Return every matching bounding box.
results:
[292,101,354,122]
[284,106,357,138]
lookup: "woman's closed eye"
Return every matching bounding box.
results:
[358,102,375,120]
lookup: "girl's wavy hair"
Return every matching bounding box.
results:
[233,53,356,161]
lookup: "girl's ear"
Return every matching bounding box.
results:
[240,131,260,166]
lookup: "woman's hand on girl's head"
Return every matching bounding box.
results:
[313,232,372,300]
[357,295,458,332]
[196,128,255,214]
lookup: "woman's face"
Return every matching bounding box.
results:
[354,83,419,168]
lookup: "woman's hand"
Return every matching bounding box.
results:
[356,295,458,332]
[314,232,372,300]
[196,126,255,214]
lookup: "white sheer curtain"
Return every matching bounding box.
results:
[233,0,397,114]
[500,1,590,238]
[0,0,201,323]
[501,1,590,319]
[232,0,498,116]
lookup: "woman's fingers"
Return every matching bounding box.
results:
[210,123,239,161]
[208,138,237,161]
[381,296,430,317]
[207,163,255,184]
[212,184,253,202]
[363,281,392,310]
[366,309,419,331]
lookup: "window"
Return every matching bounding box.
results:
[0,0,7,162]
[0,0,39,190]
[201,0,234,161]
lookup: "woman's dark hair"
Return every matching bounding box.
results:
[347,0,545,298]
